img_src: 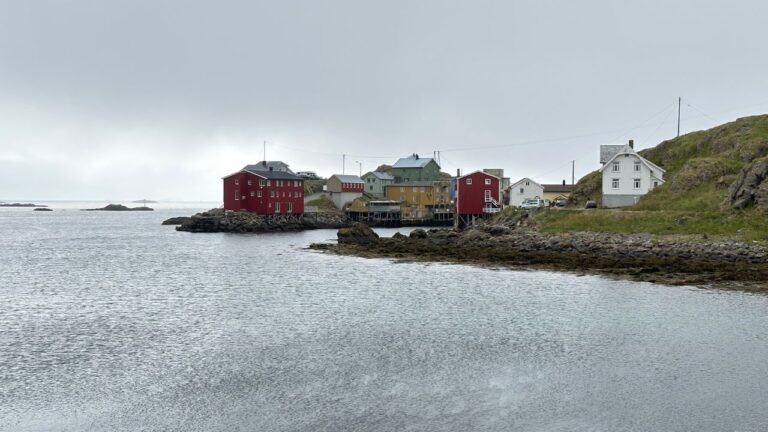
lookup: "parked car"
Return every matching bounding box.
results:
[585,200,597,209]
[554,198,567,207]
[520,198,544,209]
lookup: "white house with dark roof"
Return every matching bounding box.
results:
[600,140,665,208]
[362,171,395,197]
[508,177,544,206]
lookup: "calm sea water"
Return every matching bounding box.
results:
[1,203,768,431]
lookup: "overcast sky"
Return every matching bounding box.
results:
[1,0,767,201]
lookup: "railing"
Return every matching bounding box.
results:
[483,207,501,214]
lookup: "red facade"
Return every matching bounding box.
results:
[455,171,501,215]
[223,170,305,215]
[339,182,363,192]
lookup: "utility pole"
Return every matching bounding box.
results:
[677,96,682,137]
[356,161,362,177]
[571,160,575,187]
[342,154,346,174]
[263,140,266,162]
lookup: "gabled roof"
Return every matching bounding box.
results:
[222,169,303,180]
[392,155,439,169]
[599,145,666,174]
[330,174,364,184]
[457,170,500,181]
[509,177,542,189]
[243,161,293,173]
[363,171,395,181]
[542,184,574,193]
[600,145,625,164]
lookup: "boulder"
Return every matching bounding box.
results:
[337,223,379,244]
[409,229,428,239]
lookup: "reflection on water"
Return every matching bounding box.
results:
[1,207,768,431]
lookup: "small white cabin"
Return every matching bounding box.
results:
[508,177,544,207]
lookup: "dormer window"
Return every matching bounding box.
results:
[612,162,620,172]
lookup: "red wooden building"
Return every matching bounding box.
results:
[455,170,501,227]
[223,165,304,215]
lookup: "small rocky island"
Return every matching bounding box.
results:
[82,204,154,211]
[311,217,768,287]
[0,202,47,208]
[171,208,350,232]
[33,208,53,212]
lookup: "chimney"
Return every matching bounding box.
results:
[415,153,419,160]
[628,139,634,149]
[457,168,461,177]
[269,166,273,171]
[562,179,566,186]
[262,161,267,167]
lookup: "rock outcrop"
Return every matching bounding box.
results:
[337,224,379,244]
[728,156,768,209]
[83,204,154,211]
[312,222,768,285]
[174,208,351,233]
[162,216,193,225]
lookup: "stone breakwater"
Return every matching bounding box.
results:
[311,224,768,286]
[174,208,351,233]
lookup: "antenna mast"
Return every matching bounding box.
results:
[677,97,681,137]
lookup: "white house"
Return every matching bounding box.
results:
[508,177,544,207]
[600,141,665,208]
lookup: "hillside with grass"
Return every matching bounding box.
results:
[539,114,768,240]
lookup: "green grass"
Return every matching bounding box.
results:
[306,195,338,212]
[536,208,768,241]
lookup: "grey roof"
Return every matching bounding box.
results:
[392,156,438,169]
[331,174,364,183]
[242,168,303,180]
[363,171,395,181]
[600,145,624,164]
[243,161,294,173]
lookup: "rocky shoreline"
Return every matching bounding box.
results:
[172,208,351,233]
[310,223,768,287]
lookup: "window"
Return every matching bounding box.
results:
[270,191,275,198]
[400,187,404,192]
[485,179,491,185]
[234,179,239,185]
[612,162,620,172]
[484,190,491,201]
[612,178,620,189]
[420,187,425,192]
[275,202,280,213]
[369,186,373,191]
[250,191,255,197]
[257,191,262,198]
[520,188,524,194]
[525,181,530,186]
[234,190,240,200]
[466,179,473,185]
[654,181,659,188]
[634,162,641,172]
[260,179,266,187]
[247,179,252,185]
[633,178,641,189]
[267,180,271,187]
[287,202,293,213]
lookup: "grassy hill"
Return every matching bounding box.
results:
[538,114,768,240]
